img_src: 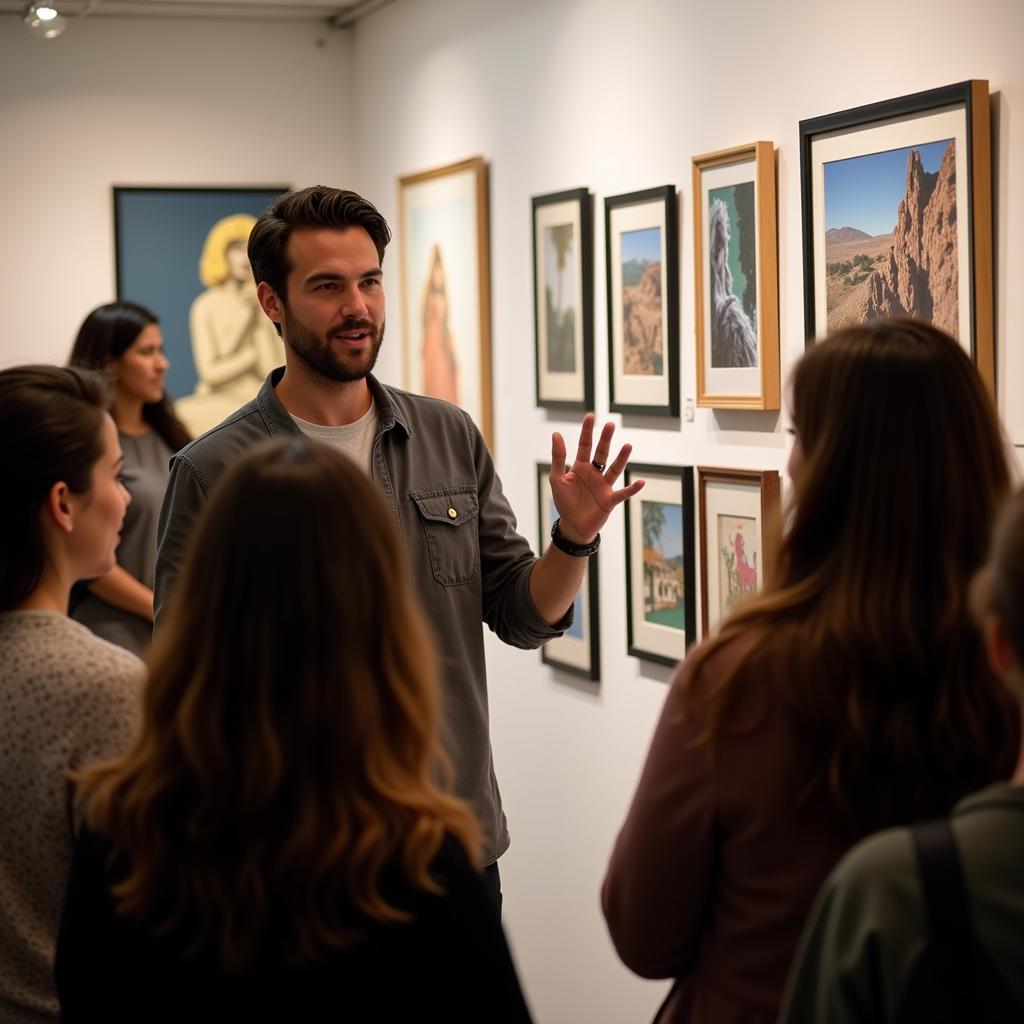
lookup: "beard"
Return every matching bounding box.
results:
[282,306,384,384]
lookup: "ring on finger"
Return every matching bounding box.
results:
[592,460,606,472]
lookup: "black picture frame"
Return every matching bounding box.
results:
[624,463,696,667]
[536,462,601,680]
[799,80,993,390]
[532,187,595,411]
[604,185,680,417]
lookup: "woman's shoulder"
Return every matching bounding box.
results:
[0,610,144,688]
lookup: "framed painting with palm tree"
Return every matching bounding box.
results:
[532,188,594,410]
[624,463,696,666]
[536,462,600,679]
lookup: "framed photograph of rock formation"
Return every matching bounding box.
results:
[399,156,493,448]
[533,188,594,411]
[698,467,780,638]
[624,464,696,667]
[113,185,289,438]
[604,186,679,416]
[536,462,601,680]
[692,143,780,410]
[800,80,993,391]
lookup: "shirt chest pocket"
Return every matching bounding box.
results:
[410,486,480,587]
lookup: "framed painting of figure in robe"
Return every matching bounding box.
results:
[398,156,493,447]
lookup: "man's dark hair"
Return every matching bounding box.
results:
[247,186,391,301]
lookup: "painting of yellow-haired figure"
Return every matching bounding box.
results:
[114,187,288,439]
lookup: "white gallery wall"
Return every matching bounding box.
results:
[0,1,1022,1022]
[352,2,1024,1022]
[0,15,355,368]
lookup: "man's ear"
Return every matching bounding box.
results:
[44,481,75,534]
[257,282,284,328]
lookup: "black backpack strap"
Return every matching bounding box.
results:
[909,819,974,1020]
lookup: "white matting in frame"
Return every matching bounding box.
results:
[534,198,586,404]
[608,198,671,409]
[626,466,694,666]
[810,107,971,348]
[699,156,763,399]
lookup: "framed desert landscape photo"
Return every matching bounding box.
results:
[532,188,594,411]
[624,464,696,667]
[114,185,289,437]
[398,156,493,447]
[604,186,679,416]
[698,467,780,637]
[800,80,993,390]
[536,463,600,680]
[692,143,780,410]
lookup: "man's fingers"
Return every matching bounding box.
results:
[551,431,567,476]
[574,412,596,464]
[591,421,616,468]
[604,442,632,484]
[610,478,645,505]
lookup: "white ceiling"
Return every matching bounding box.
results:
[0,0,395,25]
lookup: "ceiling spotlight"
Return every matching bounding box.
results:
[23,1,67,38]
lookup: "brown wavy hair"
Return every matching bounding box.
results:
[75,438,480,968]
[687,319,1016,834]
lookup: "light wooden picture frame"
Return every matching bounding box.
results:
[692,142,780,410]
[698,467,780,637]
[398,156,493,447]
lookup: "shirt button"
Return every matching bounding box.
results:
[447,507,458,519]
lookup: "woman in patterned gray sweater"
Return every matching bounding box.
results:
[0,365,144,1024]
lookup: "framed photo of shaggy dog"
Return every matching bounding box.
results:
[800,80,993,390]
[698,467,780,638]
[692,142,780,410]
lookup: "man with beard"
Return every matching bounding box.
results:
[154,186,643,906]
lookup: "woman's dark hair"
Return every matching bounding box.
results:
[688,318,1015,834]
[76,439,480,969]
[248,186,391,302]
[0,365,110,610]
[69,301,190,452]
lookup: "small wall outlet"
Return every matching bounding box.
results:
[684,398,695,422]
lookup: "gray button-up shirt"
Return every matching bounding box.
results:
[154,369,569,864]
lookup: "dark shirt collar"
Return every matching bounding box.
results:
[255,367,412,439]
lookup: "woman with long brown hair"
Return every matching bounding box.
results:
[68,301,191,656]
[55,439,533,1022]
[602,320,1016,1023]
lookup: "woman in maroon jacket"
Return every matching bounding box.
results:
[602,319,1016,1023]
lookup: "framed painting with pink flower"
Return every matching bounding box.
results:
[698,467,780,638]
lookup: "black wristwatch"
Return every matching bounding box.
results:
[550,518,601,557]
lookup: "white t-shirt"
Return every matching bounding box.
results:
[290,399,379,476]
